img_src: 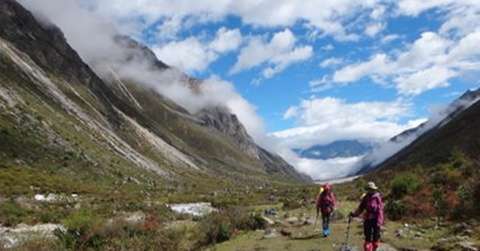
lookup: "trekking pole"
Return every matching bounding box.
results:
[340,215,352,251]
[313,209,319,230]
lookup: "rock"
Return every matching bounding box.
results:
[303,217,315,225]
[264,208,278,216]
[125,211,146,224]
[0,223,65,249]
[395,229,406,239]
[456,241,478,251]
[377,243,398,251]
[263,228,279,239]
[261,216,275,226]
[286,217,299,225]
[280,228,292,236]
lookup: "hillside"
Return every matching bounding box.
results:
[0,0,309,200]
[357,88,480,174]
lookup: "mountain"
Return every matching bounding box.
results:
[373,89,480,171]
[0,0,310,196]
[357,88,480,174]
[294,140,374,160]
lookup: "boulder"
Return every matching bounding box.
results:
[263,228,279,239]
[286,217,299,225]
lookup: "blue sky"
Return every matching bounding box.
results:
[21,0,480,179]
[124,2,479,135]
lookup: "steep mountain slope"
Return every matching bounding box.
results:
[0,0,309,194]
[295,140,374,160]
[374,95,480,170]
[357,88,480,174]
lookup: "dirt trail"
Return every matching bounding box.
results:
[209,201,459,251]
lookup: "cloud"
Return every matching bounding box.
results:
[230,29,313,79]
[319,57,344,68]
[309,76,336,92]
[273,96,426,179]
[209,27,243,53]
[83,0,387,42]
[333,54,392,83]
[365,23,385,37]
[272,97,419,149]
[381,34,400,44]
[331,30,480,95]
[18,0,267,148]
[152,27,243,73]
[152,37,217,72]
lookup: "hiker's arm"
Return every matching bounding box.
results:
[350,197,366,217]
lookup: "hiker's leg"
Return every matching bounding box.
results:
[322,214,329,236]
[363,220,374,251]
[372,220,381,250]
[325,213,330,235]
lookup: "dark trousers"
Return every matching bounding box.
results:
[364,219,380,242]
[321,213,331,230]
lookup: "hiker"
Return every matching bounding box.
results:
[315,183,336,237]
[349,181,384,251]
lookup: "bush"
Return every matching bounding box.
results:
[196,207,267,247]
[385,200,406,221]
[55,209,104,250]
[55,212,184,251]
[0,201,29,226]
[197,212,233,245]
[280,198,302,210]
[390,174,421,199]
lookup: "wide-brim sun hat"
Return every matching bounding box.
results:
[366,181,378,190]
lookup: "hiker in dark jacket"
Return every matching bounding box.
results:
[350,181,384,251]
[316,183,336,237]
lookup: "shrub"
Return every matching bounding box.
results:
[197,212,233,245]
[195,207,267,247]
[390,174,421,199]
[385,200,406,221]
[55,209,104,250]
[0,201,29,226]
[280,198,302,210]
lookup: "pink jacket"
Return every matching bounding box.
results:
[352,192,384,226]
[316,184,336,215]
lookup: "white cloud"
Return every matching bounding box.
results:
[18,0,266,148]
[295,156,364,181]
[333,54,392,83]
[395,66,456,95]
[273,97,418,149]
[209,27,243,53]
[365,23,385,37]
[309,76,336,92]
[331,30,480,95]
[153,27,243,73]
[272,97,426,179]
[230,29,313,79]
[381,34,400,44]
[319,57,344,68]
[153,37,217,72]
[84,0,387,42]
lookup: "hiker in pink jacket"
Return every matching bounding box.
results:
[316,183,336,237]
[350,181,384,251]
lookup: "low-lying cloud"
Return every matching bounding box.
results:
[18,0,267,147]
